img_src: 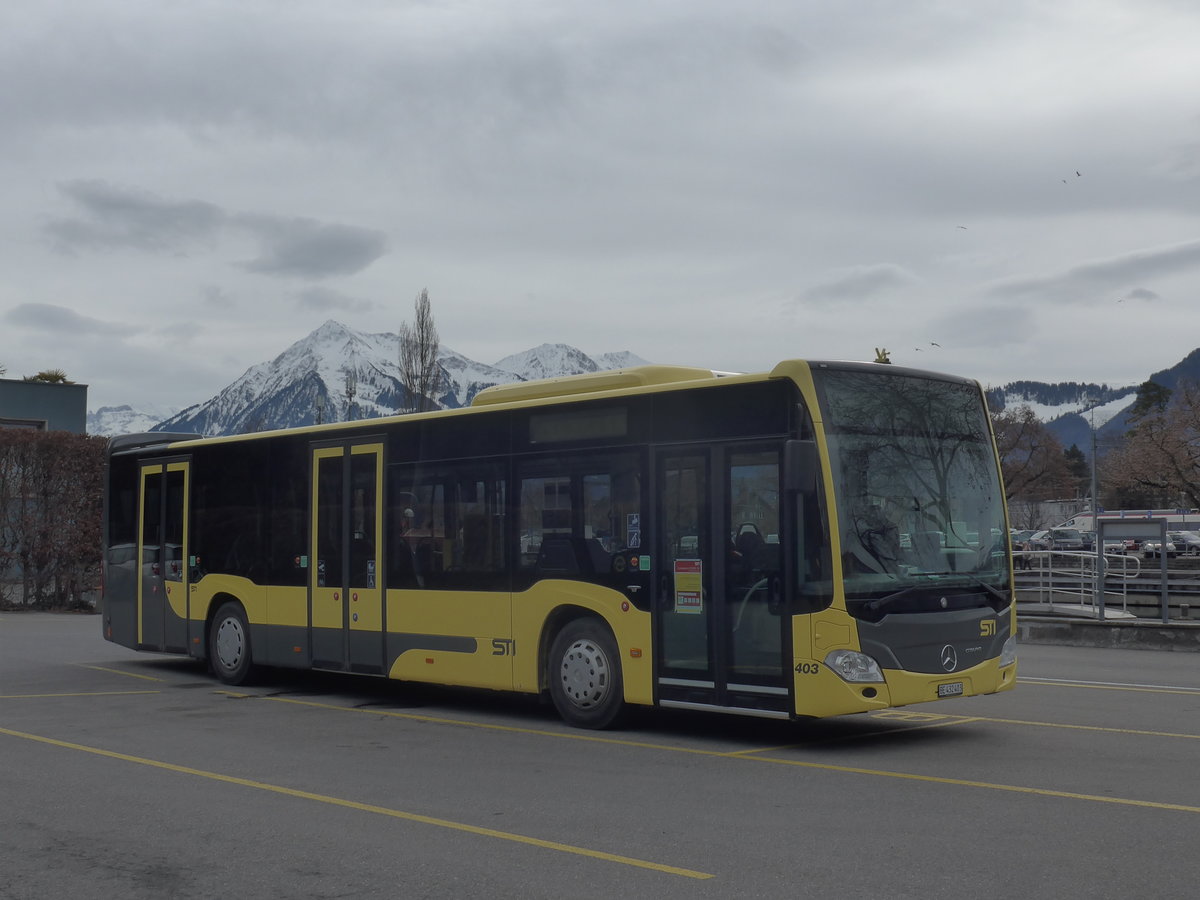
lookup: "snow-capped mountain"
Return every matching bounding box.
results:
[144,321,651,437]
[87,404,180,437]
[493,343,604,382]
[95,322,1198,445]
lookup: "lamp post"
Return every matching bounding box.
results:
[1088,400,1104,616]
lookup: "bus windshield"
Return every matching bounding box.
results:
[814,366,1008,605]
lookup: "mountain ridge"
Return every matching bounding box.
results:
[115,321,652,437]
[86,322,1200,441]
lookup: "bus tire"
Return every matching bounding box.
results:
[548,618,624,729]
[209,601,255,685]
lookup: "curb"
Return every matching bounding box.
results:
[1018,615,1200,652]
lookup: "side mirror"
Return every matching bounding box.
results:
[784,440,818,495]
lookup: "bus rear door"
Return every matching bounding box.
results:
[136,458,190,653]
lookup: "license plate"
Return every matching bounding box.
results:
[937,682,964,698]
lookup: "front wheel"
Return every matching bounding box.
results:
[548,618,624,729]
[209,602,256,685]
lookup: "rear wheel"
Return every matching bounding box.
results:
[548,618,624,729]
[209,602,255,685]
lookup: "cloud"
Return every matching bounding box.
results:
[46,180,225,254]
[5,302,125,335]
[295,286,377,314]
[800,263,916,303]
[986,239,1200,303]
[932,303,1034,349]
[1123,287,1161,303]
[42,180,386,280]
[200,284,236,310]
[235,215,388,280]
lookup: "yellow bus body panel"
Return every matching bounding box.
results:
[189,574,269,626]
[386,589,513,690]
[268,585,308,628]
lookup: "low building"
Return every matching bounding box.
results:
[0,378,88,433]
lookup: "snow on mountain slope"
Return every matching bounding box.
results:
[146,322,655,437]
[493,343,601,381]
[1001,391,1134,429]
[87,404,179,437]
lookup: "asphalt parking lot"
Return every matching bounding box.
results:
[5,612,1200,899]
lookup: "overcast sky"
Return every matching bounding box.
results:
[3,0,1200,412]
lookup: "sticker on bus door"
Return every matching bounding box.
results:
[674,559,703,614]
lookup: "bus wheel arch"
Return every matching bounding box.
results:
[545,611,625,729]
[207,596,256,685]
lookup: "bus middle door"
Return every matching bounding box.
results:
[310,441,384,673]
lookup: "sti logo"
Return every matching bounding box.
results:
[979,619,997,637]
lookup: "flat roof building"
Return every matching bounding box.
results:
[0,378,88,433]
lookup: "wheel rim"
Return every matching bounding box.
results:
[558,637,611,709]
[214,616,245,672]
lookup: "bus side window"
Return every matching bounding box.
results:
[517,453,642,587]
[389,463,506,590]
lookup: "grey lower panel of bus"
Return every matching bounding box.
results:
[657,678,791,715]
[659,700,791,720]
[856,606,1011,674]
[307,628,477,674]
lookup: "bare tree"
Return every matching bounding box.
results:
[991,405,1072,502]
[1102,380,1200,509]
[344,368,358,421]
[398,288,444,413]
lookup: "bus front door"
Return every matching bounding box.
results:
[655,446,790,717]
[310,442,384,673]
[137,459,190,653]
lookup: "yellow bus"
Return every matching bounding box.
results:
[102,360,1016,728]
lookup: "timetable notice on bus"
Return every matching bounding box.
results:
[674,560,703,614]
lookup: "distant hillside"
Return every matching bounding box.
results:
[986,347,1200,455]
[985,381,1132,411]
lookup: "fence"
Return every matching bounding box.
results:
[1015,550,1200,621]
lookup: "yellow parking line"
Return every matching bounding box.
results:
[0,725,713,881]
[79,665,164,682]
[251,695,1200,815]
[260,694,723,757]
[0,690,160,699]
[958,713,1200,741]
[1018,677,1200,696]
[737,751,1200,814]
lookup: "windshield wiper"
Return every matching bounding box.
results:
[854,578,1009,621]
[858,586,922,618]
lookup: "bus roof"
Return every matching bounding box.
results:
[470,365,723,407]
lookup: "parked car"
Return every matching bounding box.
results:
[1141,538,1178,558]
[1028,528,1086,552]
[1010,529,1037,548]
[1169,531,1200,556]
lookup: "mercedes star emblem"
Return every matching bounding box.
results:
[940,644,958,672]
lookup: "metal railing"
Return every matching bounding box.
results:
[1014,551,1140,617]
[1014,550,1200,620]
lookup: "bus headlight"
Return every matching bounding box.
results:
[999,635,1017,668]
[824,649,884,683]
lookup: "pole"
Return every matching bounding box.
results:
[1091,407,1103,617]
